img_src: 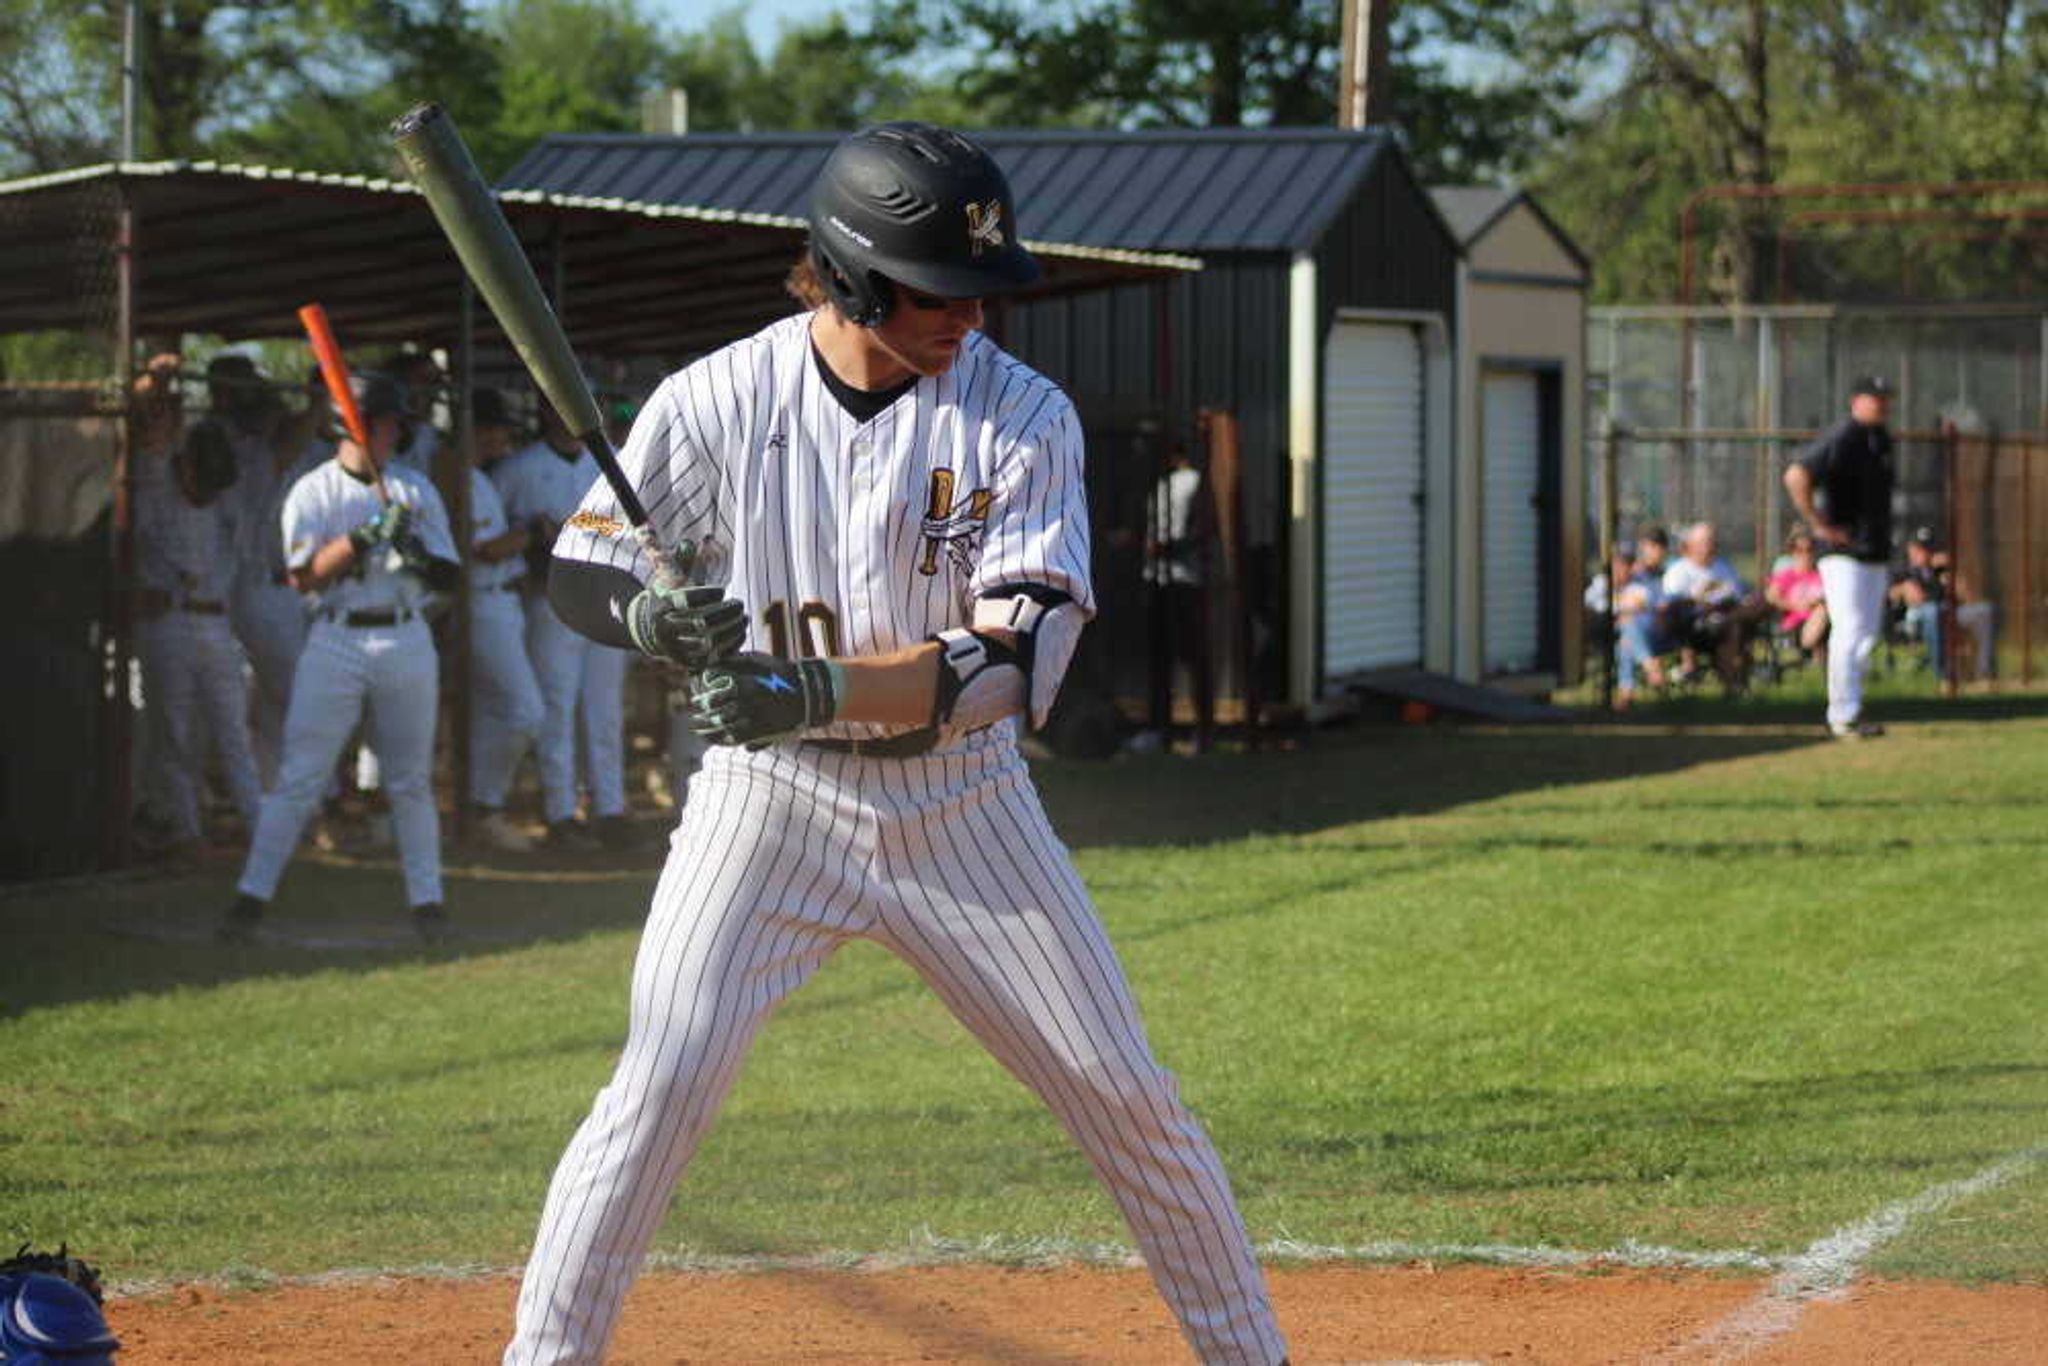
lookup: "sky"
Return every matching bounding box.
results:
[654,0,848,52]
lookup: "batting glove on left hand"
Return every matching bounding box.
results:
[688,652,841,749]
[626,583,748,669]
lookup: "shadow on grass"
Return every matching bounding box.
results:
[10,697,2025,1017]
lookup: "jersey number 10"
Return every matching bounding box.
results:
[761,599,842,660]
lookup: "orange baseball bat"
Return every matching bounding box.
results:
[297,303,388,502]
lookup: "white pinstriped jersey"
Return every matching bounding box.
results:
[492,439,602,544]
[280,460,456,615]
[467,467,523,592]
[552,312,1095,743]
[137,473,238,602]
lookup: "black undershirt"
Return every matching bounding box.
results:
[812,340,917,422]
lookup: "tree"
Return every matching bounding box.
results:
[1523,0,2048,303]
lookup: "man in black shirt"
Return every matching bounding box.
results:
[1784,375,1895,738]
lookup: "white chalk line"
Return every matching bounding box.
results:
[107,1232,1791,1300]
[1668,1142,2048,1361]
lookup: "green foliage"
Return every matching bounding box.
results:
[1523,0,2048,302]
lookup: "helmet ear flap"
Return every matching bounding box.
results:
[810,240,893,328]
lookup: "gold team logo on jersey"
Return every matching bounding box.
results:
[567,509,626,539]
[918,467,992,577]
[964,200,1005,256]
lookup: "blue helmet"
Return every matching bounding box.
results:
[0,1273,119,1364]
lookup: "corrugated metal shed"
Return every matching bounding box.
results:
[0,160,1191,357]
[502,128,1395,254]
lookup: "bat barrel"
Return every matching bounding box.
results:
[390,102,606,441]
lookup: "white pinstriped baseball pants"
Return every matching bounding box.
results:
[506,740,1287,1366]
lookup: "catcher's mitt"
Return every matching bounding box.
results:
[1,1242,106,1304]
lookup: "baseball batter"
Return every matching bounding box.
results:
[505,124,1287,1366]
[220,373,461,943]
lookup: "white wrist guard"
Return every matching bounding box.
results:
[972,591,1086,730]
[931,628,1024,733]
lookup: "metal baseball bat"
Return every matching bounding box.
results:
[388,100,685,588]
[297,302,391,505]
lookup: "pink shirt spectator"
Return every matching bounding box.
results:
[1769,563,1824,630]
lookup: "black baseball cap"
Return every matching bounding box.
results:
[1851,374,1893,398]
[472,387,514,429]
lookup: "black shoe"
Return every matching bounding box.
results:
[217,894,266,944]
[411,902,450,944]
[544,819,601,852]
[593,814,642,851]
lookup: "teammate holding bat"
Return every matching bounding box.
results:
[459,123,1289,1365]
[218,367,462,944]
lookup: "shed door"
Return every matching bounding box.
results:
[1482,371,1542,674]
[1323,321,1424,676]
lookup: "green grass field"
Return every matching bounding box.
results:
[4,696,2045,1289]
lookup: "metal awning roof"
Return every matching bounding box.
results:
[503,127,1401,254]
[0,160,1197,358]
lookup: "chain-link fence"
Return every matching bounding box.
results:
[1586,423,2045,704]
[0,174,125,880]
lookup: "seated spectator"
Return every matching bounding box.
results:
[1612,527,1672,709]
[1766,528,1829,661]
[1659,521,1766,689]
[1890,526,1997,681]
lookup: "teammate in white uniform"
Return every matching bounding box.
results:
[219,373,461,944]
[211,356,328,787]
[505,124,1287,1366]
[490,401,628,850]
[465,388,545,851]
[135,417,264,853]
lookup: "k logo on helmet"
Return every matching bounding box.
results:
[965,201,1005,256]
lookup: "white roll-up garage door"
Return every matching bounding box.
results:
[1482,371,1542,674]
[1323,321,1424,676]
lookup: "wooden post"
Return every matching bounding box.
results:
[1338,0,1392,129]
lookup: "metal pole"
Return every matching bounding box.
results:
[102,0,143,868]
[451,278,476,842]
[2023,439,2035,686]
[1601,419,1621,712]
[1942,421,1959,699]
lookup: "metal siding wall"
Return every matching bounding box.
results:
[1316,155,1458,327]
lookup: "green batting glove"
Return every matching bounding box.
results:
[688,652,842,749]
[348,502,411,555]
[625,583,748,669]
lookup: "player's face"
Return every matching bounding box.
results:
[870,282,984,377]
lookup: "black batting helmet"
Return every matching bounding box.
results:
[808,122,1040,326]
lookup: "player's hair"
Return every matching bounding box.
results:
[785,251,829,310]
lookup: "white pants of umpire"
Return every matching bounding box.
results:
[230,577,309,789]
[136,609,262,842]
[1819,555,1888,728]
[505,740,1288,1366]
[525,599,626,825]
[470,589,545,809]
[238,618,442,907]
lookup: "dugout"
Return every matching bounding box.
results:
[0,159,1186,878]
[503,126,1463,720]
[1430,187,1591,690]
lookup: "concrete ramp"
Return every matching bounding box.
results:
[1339,668,1573,724]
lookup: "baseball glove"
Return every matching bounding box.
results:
[0,1243,106,1304]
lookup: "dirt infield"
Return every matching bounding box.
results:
[108,1263,2048,1362]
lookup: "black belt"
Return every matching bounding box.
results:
[324,607,415,627]
[801,726,939,759]
[178,598,227,615]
